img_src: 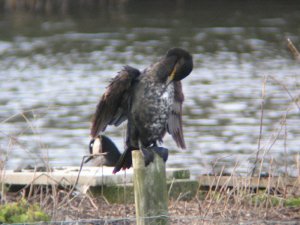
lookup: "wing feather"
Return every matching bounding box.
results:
[167,81,186,149]
[90,66,140,138]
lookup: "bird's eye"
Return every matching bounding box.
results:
[89,139,95,153]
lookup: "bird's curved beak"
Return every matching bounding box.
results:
[167,65,177,85]
[166,76,172,86]
[84,156,93,163]
[84,139,95,163]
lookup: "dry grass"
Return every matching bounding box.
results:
[2,173,300,224]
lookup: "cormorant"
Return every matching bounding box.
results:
[85,135,121,166]
[89,48,193,173]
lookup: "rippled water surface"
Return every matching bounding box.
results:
[1,1,300,175]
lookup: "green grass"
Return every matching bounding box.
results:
[0,199,50,224]
[284,198,300,207]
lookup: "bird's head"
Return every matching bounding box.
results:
[165,48,193,85]
[84,137,102,163]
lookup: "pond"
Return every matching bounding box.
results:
[0,0,300,176]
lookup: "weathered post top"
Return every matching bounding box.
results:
[132,150,169,225]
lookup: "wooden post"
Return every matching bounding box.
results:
[132,150,169,225]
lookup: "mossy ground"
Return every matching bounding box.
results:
[0,199,50,224]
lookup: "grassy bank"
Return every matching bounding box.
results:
[1,173,300,224]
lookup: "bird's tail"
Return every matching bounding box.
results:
[113,147,133,174]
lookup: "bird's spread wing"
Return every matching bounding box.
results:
[167,81,186,149]
[90,66,140,138]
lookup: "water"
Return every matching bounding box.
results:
[1,1,300,176]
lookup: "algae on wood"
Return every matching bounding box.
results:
[132,150,169,225]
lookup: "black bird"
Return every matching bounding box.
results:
[89,48,193,173]
[85,135,121,166]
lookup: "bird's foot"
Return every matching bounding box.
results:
[140,147,154,166]
[140,146,169,167]
[150,146,169,162]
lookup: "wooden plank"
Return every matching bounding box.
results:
[1,166,189,187]
[198,175,300,189]
[3,166,299,191]
[132,150,169,225]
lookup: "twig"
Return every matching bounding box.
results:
[252,76,267,176]
[168,178,176,198]
[0,106,58,124]
[86,194,99,210]
[286,38,300,62]
[269,75,300,112]
[57,154,105,209]
[283,119,288,177]
[297,153,300,177]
